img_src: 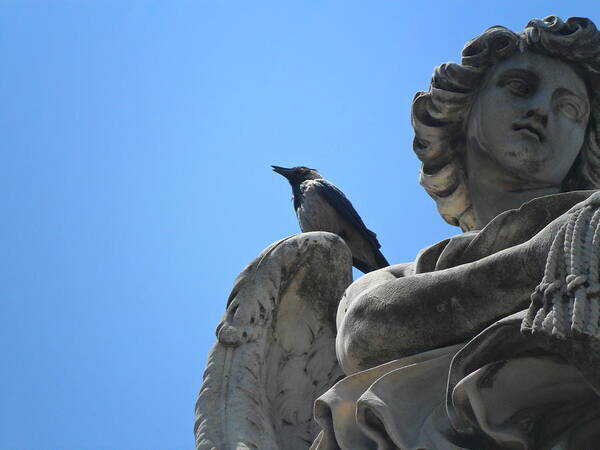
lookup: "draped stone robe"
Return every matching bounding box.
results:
[312,191,600,450]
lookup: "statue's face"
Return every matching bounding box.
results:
[467,50,590,186]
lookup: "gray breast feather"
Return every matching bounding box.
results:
[297,182,342,233]
[295,179,389,273]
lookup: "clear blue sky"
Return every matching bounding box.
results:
[2,1,597,449]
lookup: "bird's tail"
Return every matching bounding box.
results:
[374,248,389,269]
[353,249,389,274]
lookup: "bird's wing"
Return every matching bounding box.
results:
[195,232,352,450]
[312,179,382,249]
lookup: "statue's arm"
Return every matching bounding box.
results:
[335,263,413,330]
[336,214,567,374]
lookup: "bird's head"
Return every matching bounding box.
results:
[271,165,322,185]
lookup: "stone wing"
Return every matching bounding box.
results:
[195,232,352,450]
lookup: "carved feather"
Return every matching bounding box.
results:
[195,232,352,450]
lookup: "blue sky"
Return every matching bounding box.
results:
[2,1,598,449]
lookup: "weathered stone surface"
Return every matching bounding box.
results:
[315,192,600,449]
[195,232,352,450]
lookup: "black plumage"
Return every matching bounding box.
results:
[272,165,389,273]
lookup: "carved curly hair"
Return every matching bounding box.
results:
[412,16,600,231]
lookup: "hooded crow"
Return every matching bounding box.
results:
[272,165,389,273]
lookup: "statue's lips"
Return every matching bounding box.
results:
[512,123,545,143]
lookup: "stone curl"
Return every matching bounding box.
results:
[412,16,600,231]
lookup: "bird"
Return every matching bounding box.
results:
[271,165,389,273]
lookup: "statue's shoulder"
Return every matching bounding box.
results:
[412,191,600,273]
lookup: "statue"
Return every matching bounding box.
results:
[195,16,600,450]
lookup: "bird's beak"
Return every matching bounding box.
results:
[271,165,293,179]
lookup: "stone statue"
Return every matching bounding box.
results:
[195,16,600,449]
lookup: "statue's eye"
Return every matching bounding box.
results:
[505,78,530,96]
[557,101,580,120]
[553,90,588,122]
[498,70,539,98]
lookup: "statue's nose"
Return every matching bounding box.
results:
[523,91,550,126]
[524,107,548,126]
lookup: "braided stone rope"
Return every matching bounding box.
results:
[522,203,600,340]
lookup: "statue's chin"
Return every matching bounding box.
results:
[494,142,552,181]
[468,135,541,176]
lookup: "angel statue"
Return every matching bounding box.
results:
[195,16,600,450]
